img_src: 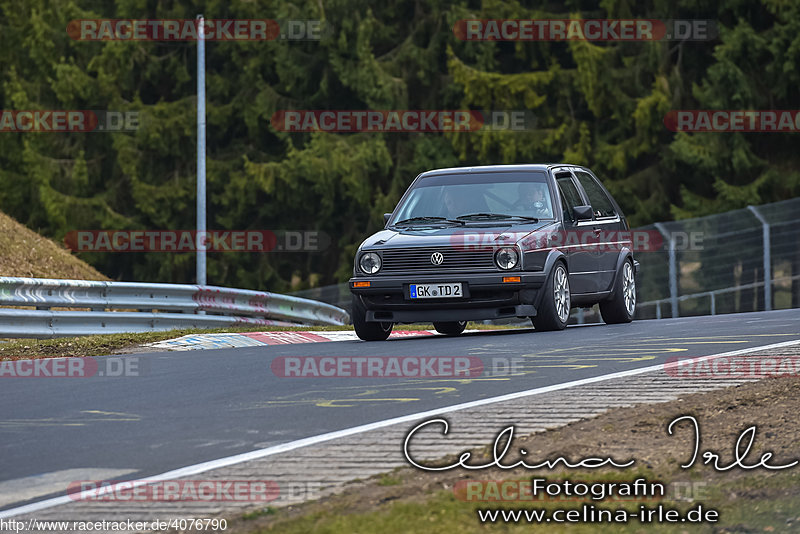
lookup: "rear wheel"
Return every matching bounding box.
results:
[599,259,636,324]
[433,321,467,336]
[532,262,570,331]
[351,295,393,341]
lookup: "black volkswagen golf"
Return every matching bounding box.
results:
[349,164,639,341]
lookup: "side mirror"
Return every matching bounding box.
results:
[383,213,392,225]
[573,205,593,221]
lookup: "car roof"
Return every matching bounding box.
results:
[417,164,583,178]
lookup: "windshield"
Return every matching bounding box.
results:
[391,172,554,224]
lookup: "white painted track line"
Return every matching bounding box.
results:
[2,338,799,519]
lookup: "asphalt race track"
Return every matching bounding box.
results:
[2,309,799,511]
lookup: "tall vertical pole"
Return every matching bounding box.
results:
[747,205,772,311]
[655,223,679,318]
[196,14,207,286]
[668,238,678,317]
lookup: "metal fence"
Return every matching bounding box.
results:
[0,277,349,338]
[291,197,800,323]
[634,197,800,320]
[290,283,353,313]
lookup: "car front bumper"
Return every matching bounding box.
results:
[349,272,547,323]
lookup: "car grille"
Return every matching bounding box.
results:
[380,247,498,273]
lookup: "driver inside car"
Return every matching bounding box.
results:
[515,182,551,217]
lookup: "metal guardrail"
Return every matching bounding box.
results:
[638,275,800,319]
[0,277,350,338]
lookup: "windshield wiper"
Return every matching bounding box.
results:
[392,216,465,226]
[456,213,539,222]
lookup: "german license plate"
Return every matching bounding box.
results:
[409,283,462,299]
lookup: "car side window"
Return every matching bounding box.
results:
[556,175,583,222]
[574,171,616,218]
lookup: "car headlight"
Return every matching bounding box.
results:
[495,247,519,270]
[359,252,382,274]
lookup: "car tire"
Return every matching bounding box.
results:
[532,261,570,331]
[351,295,393,341]
[599,258,636,324]
[433,321,467,336]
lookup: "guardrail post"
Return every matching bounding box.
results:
[747,205,772,311]
[710,293,716,315]
[655,223,679,318]
[576,308,585,324]
[656,301,661,319]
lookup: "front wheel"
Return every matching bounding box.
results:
[433,321,467,336]
[532,262,570,331]
[351,295,393,341]
[599,259,636,324]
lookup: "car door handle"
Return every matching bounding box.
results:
[593,227,602,235]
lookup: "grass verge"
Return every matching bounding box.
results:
[222,375,800,533]
[231,470,800,533]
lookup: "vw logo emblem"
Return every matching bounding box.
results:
[430,252,444,265]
